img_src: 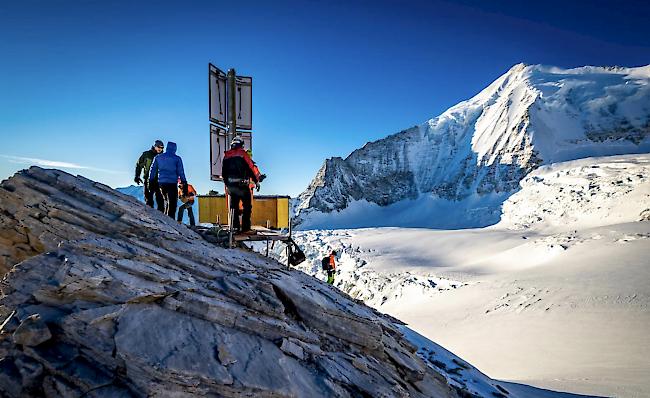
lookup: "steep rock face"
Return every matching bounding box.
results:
[0,167,458,397]
[295,64,650,226]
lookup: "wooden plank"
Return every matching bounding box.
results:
[232,228,290,242]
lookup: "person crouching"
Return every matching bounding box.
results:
[177,178,196,226]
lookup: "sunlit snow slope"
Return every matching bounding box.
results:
[295,64,650,229]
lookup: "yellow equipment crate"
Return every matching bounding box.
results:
[198,195,290,229]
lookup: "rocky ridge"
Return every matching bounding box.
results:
[294,64,650,227]
[0,167,458,397]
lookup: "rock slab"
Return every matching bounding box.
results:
[0,167,459,397]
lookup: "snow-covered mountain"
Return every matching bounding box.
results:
[295,64,650,229]
[116,184,145,202]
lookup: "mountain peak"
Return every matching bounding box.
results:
[295,63,650,229]
[507,62,529,73]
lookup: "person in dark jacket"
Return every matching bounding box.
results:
[148,141,187,219]
[222,136,261,233]
[134,140,164,211]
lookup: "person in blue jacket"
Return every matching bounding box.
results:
[148,141,188,219]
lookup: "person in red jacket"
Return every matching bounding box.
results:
[246,149,264,182]
[245,149,267,205]
[222,137,262,233]
[327,250,337,285]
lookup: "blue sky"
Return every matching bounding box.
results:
[1,0,649,196]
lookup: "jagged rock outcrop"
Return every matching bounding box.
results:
[295,64,650,227]
[0,167,458,397]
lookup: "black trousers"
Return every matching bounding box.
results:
[177,202,195,226]
[227,184,252,231]
[159,183,178,219]
[144,180,164,211]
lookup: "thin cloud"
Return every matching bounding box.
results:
[1,155,121,174]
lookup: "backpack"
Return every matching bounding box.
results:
[287,239,306,266]
[321,256,332,271]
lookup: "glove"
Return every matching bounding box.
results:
[182,183,189,197]
[255,182,261,192]
[258,174,267,182]
[134,176,142,185]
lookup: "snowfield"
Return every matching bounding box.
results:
[260,154,650,397]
